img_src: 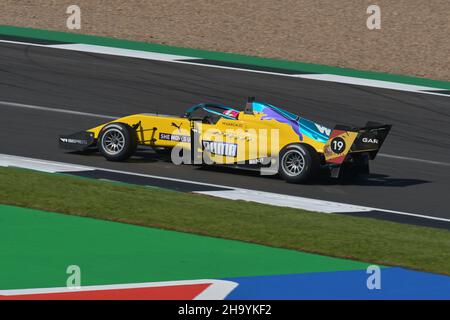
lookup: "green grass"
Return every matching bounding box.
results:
[1,166,449,275]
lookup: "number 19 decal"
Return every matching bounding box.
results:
[330,137,346,154]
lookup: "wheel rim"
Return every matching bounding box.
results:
[281,149,305,177]
[102,128,125,155]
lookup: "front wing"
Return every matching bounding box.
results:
[59,131,96,151]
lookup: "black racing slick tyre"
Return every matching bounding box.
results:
[98,123,137,161]
[278,144,320,183]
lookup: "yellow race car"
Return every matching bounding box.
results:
[59,97,391,183]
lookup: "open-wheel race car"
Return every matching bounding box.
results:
[59,97,391,183]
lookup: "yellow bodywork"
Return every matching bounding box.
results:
[87,111,329,164]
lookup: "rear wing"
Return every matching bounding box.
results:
[324,122,392,164]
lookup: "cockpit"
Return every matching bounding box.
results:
[184,103,240,124]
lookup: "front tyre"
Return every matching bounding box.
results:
[98,123,137,161]
[278,144,320,183]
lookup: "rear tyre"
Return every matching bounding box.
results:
[278,144,320,183]
[98,123,137,161]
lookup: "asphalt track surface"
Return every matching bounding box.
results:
[1,42,449,221]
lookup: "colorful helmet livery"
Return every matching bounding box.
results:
[252,102,331,143]
[222,109,239,119]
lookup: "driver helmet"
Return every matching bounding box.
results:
[223,109,239,119]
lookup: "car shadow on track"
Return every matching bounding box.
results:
[321,173,430,187]
[68,150,430,188]
[69,149,164,163]
[196,165,430,188]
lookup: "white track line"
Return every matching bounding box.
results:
[174,60,450,98]
[169,59,450,98]
[2,99,449,168]
[0,153,234,187]
[196,190,450,223]
[295,74,446,96]
[50,43,195,61]
[0,100,117,119]
[378,153,450,167]
[196,189,372,213]
[1,153,450,223]
[0,40,194,62]
[0,279,238,300]
[0,39,449,97]
[0,154,93,173]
